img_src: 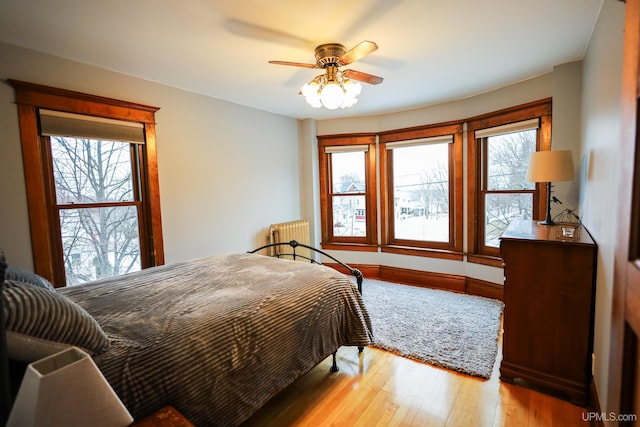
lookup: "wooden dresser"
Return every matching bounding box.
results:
[499,220,597,406]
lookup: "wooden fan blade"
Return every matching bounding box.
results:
[343,69,384,85]
[268,60,318,69]
[340,0,402,41]
[225,19,314,49]
[340,41,378,65]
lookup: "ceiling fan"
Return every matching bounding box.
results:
[269,40,384,109]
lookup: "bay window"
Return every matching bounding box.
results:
[318,100,551,265]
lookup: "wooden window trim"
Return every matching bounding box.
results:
[466,98,552,260]
[8,80,164,285]
[379,122,464,257]
[318,133,377,248]
[466,254,504,268]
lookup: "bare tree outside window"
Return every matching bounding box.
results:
[483,130,537,247]
[51,136,142,285]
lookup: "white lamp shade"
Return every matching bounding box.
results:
[7,347,133,427]
[526,150,574,183]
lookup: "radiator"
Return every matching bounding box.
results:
[268,219,311,261]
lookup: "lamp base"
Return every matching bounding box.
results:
[538,181,555,226]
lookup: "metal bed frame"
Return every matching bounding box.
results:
[249,240,365,371]
[249,240,363,294]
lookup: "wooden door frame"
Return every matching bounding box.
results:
[611,0,640,418]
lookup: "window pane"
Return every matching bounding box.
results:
[392,143,449,242]
[51,136,134,204]
[331,152,365,194]
[332,195,366,236]
[487,130,536,191]
[60,206,141,285]
[484,193,533,247]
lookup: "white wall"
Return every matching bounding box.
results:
[297,119,319,247]
[579,0,625,417]
[552,61,583,210]
[0,42,300,268]
[316,74,553,135]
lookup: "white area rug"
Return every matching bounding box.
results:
[359,278,504,379]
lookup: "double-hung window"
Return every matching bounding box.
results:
[467,99,552,262]
[380,123,463,258]
[318,134,377,249]
[10,80,164,286]
[41,111,148,285]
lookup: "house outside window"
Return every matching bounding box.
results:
[331,150,367,237]
[318,134,377,249]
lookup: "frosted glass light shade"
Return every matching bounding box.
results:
[320,83,345,109]
[526,150,574,183]
[341,80,361,108]
[7,347,133,427]
[301,82,321,108]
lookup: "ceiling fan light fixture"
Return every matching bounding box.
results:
[301,70,363,110]
[272,40,383,111]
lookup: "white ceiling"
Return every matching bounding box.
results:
[0,0,603,120]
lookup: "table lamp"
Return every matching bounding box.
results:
[7,346,133,427]
[525,150,574,225]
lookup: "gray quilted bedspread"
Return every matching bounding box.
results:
[59,253,373,426]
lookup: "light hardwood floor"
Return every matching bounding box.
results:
[242,335,592,426]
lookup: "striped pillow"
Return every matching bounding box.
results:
[2,280,110,362]
[5,266,54,290]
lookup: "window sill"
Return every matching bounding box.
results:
[320,242,378,252]
[381,245,464,261]
[466,254,504,268]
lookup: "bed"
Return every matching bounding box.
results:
[0,242,373,426]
